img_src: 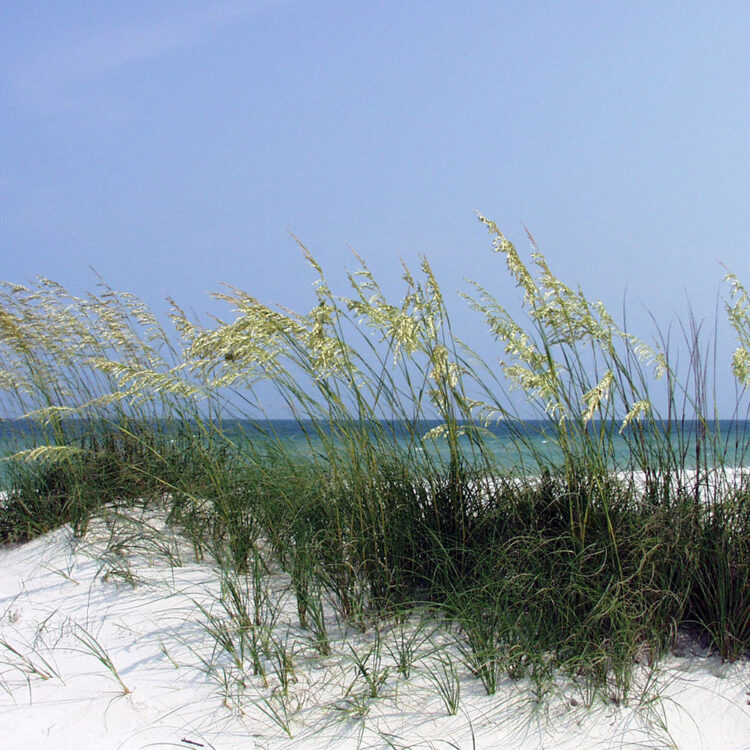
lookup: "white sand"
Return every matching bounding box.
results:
[1,510,749,750]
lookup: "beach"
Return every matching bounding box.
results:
[2,506,748,750]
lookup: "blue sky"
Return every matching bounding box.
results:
[2,1,750,413]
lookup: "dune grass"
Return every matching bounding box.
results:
[0,218,748,728]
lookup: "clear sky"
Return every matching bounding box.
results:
[2,1,750,413]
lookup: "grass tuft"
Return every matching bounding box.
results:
[1,219,749,727]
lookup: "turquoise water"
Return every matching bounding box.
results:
[2,418,749,480]
[219,418,750,470]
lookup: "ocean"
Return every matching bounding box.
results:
[1,418,749,480]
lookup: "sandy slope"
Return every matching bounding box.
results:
[1,514,749,750]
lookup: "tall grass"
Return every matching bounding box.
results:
[1,218,748,714]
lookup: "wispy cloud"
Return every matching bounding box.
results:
[8,0,286,117]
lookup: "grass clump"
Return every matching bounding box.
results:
[0,217,749,726]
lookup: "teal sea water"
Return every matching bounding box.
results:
[219,419,750,470]
[1,419,749,480]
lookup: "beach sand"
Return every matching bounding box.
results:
[1,508,749,750]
